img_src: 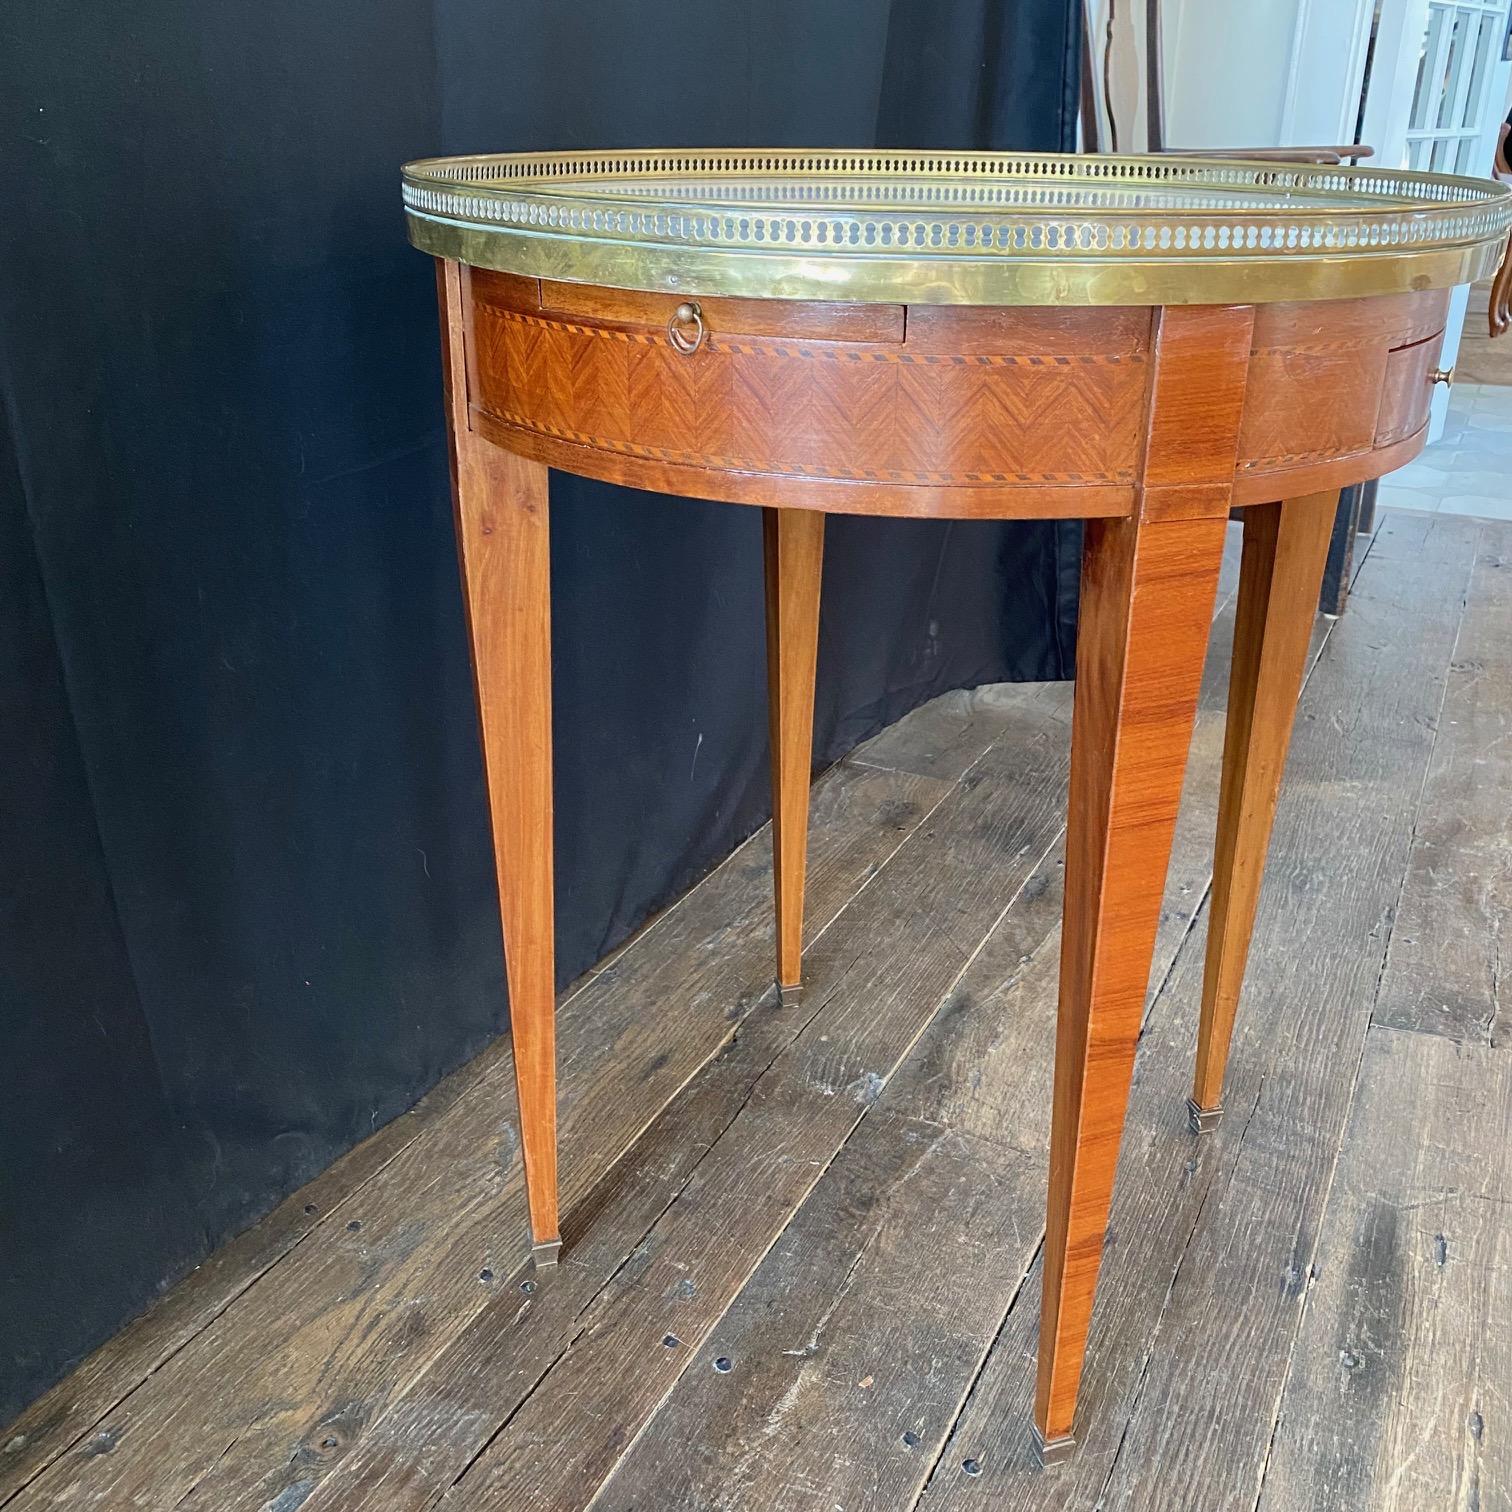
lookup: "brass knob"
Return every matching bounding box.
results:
[667,300,705,355]
[1429,366,1454,385]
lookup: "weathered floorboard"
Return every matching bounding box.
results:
[1091,520,1480,1512]
[587,559,1247,1512]
[439,694,1075,1511]
[0,1025,506,1502]
[16,516,1506,1512]
[291,719,1071,1512]
[0,527,1241,1512]
[1372,520,1511,1045]
[587,838,1070,1512]
[918,512,1478,1510]
[1258,1026,1512,1511]
[6,757,950,1512]
[301,956,870,1512]
[850,685,1069,784]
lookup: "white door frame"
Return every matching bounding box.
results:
[1280,0,1379,144]
[1361,0,1512,435]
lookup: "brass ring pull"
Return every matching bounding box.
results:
[667,301,705,355]
[1429,365,1455,385]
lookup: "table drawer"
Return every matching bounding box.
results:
[471,268,905,345]
[1375,329,1445,448]
[463,271,1148,496]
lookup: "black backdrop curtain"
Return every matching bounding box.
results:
[0,0,1080,1416]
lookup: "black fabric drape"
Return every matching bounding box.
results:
[0,0,1080,1415]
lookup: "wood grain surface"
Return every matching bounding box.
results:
[1034,302,1249,1449]
[440,261,559,1252]
[919,513,1480,1511]
[763,508,824,993]
[1371,534,1512,1043]
[461,266,1445,517]
[1034,511,1228,1452]
[590,579,1246,1512]
[434,693,1077,1511]
[1257,1027,1511,1511]
[4,754,952,1510]
[471,275,1148,487]
[1193,491,1339,1118]
[10,518,1508,1512]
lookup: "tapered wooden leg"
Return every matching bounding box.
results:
[1189,491,1336,1132]
[1033,302,1253,1460]
[438,260,559,1263]
[1034,511,1228,1457]
[763,507,824,1003]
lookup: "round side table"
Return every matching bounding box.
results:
[402,149,1512,1461]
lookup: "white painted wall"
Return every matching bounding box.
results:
[1083,0,1512,447]
[1280,0,1381,143]
[1164,0,1306,147]
[1162,0,1375,149]
[1082,0,1377,153]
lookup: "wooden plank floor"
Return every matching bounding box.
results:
[4,512,1507,1512]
